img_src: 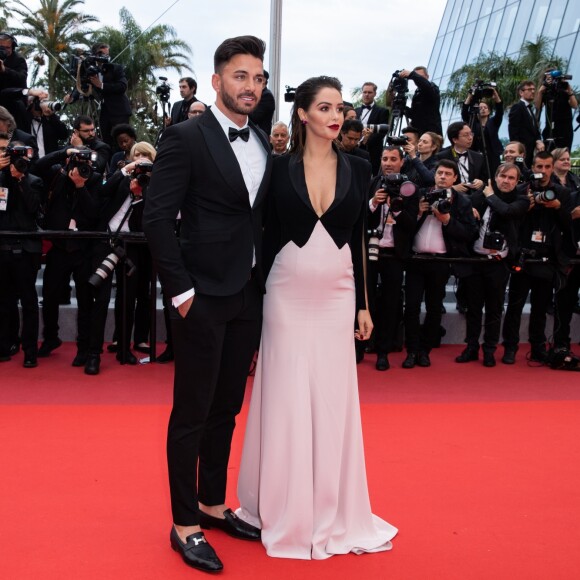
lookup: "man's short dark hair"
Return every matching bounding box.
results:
[180,77,197,91]
[214,35,266,73]
[111,123,137,141]
[532,150,554,164]
[435,158,459,176]
[362,82,377,92]
[342,119,363,134]
[447,121,468,143]
[495,162,521,179]
[73,115,94,130]
[517,80,535,93]
[382,145,404,160]
[91,42,109,55]
[402,126,420,139]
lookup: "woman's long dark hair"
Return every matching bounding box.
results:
[289,76,343,157]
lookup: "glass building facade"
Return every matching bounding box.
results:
[428,0,580,148]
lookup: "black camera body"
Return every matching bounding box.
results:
[69,52,110,91]
[0,46,9,61]
[156,76,171,103]
[483,231,505,251]
[67,149,97,179]
[391,70,409,95]
[386,135,408,146]
[131,161,154,191]
[543,70,573,97]
[471,79,497,101]
[6,145,33,173]
[284,86,297,103]
[380,173,417,213]
[424,188,451,214]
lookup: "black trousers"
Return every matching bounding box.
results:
[502,267,554,351]
[554,263,580,349]
[41,247,93,351]
[369,254,405,355]
[167,276,262,525]
[462,260,509,353]
[0,251,41,356]
[404,259,450,354]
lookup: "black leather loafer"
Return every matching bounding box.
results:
[84,354,101,375]
[402,352,416,369]
[38,338,62,358]
[502,349,516,365]
[106,342,118,353]
[23,351,38,368]
[157,348,174,363]
[169,527,223,572]
[417,351,431,367]
[455,347,479,363]
[375,354,389,371]
[72,351,88,367]
[199,509,260,541]
[116,351,138,365]
[483,352,496,367]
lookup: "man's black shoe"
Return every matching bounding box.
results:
[199,508,260,541]
[483,352,496,367]
[355,347,364,364]
[23,350,38,368]
[0,353,11,362]
[502,349,516,365]
[84,354,100,375]
[106,342,118,353]
[169,527,223,572]
[9,343,20,356]
[72,351,88,367]
[116,350,138,365]
[417,351,431,367]
[530,347,549,363]
[157,348,174,363]
[402,352,416,369]
[375,354,389,371]
[455,347,479,363]
[38,338,62,357]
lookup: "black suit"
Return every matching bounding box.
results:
[25,112,69,156]
[355,103,389,175]
[508,101,541,167]
[407,71,442,136]
[170,96,197,125]
[249,87,275,136]
[436,146,488,184]
[143,108,272,525]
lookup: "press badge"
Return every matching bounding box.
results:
[531,230,545,243]
[0,187,8,212]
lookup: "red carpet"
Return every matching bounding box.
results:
[1,344,580,579]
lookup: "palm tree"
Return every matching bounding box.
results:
[7,0,99,97]
[441,35,568,111]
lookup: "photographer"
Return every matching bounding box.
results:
[91,152,154,372]
[503,141,532,182]
[108,123,137,178]
[24,94,69,157]
[462,85,503,176]
[0,105,39,164]
[398,132,436,187]
[535,68,577,151]
[355,82,389,174]
[367,146,419,370]
[0,32,28,129]
[33,145,102,371]
[68,115,111,175]
[339,119,369,161]
[501,151,572,364]
[456,163,530,367]
[402,159,478,369]
[436,121,487,191]
[398,67,442,136]
[0,134,44,367]
[167,77,198,126]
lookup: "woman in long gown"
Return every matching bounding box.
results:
[237,76,397,559]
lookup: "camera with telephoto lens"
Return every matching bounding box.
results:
[156,76,171,103]
[424,188,452,214]
[391,70,409,95]
[527,172,557,203]
[5,145,33,173]
[69,51,110,92]
[386,135,408,146]
[367,229,380,262]
[543,70,573,97]
[470,79,497,101]
[380,173,417,213]
[31,97,62,113]
[89,245,136,288]
[67,149,97,179]
[483,231,505,251]
[364,122,389,135]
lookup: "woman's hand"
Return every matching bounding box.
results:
[355,309,373,341]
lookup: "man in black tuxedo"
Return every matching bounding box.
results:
[508,80,545,168]
[355,82,389,174]
[249,69,275,135]
[25,96,69,157]
[143,35,272,573]
[168,77,198,126]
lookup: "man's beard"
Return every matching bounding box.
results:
[221,89,258,116]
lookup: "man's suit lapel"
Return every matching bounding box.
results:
[199,109,250,201]
[248,118,272,209]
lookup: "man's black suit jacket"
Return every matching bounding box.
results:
[249,87,275,136]
[25,113,69,155]
[143,108,272,299]
[170,97,197,125]
[508,101,541,167]
[436,146,488,184]
[355,104,389,175]
[97,63,132,118]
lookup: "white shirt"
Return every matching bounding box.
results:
[412,215,447,254]
[172,104,267,307]
[473,206,508,258]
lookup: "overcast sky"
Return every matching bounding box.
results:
[19,0,448,124]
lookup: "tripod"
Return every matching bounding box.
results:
[466,102,492,182]
[154,98,171,147]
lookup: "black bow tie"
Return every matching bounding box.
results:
[456,151,467,158]
[363,105,372,110]
[228,127,250,142]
